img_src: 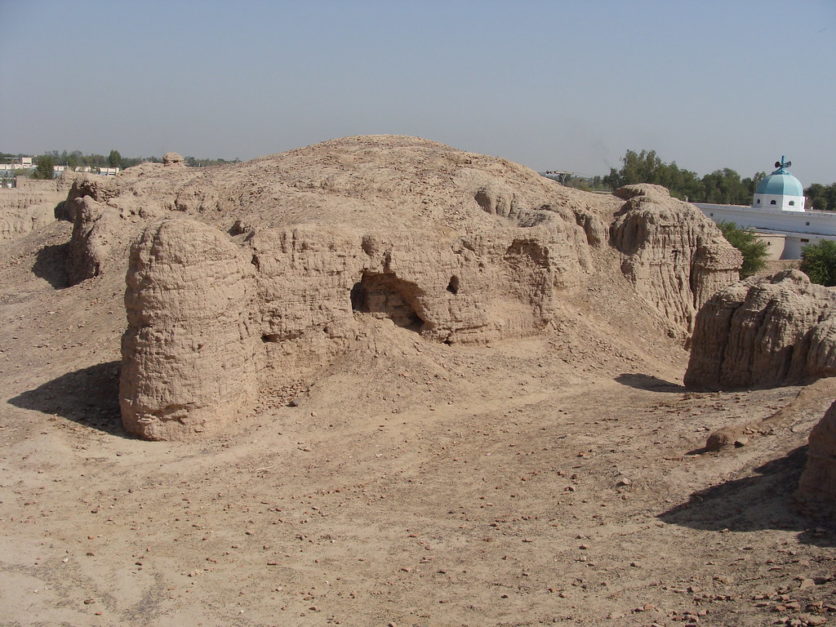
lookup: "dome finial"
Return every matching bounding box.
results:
[773,156,792,174]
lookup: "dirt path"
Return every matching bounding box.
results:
[1,225,834,626]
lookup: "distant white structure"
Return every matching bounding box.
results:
[694,157,836,260]
[751,156,805,212]
[0,157,120,187]
[542,170,573,184]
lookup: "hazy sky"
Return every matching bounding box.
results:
[2,0,834,182]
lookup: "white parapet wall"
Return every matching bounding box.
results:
[694,202,836,260]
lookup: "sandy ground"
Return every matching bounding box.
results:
[1,222,835,626]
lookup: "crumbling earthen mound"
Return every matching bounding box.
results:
[46,135,742,439]
[796,400,836,515]
[685,270,835,390]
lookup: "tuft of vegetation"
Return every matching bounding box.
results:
[800,240,836,286]
[32,154,55,179]
[717,222,769,278]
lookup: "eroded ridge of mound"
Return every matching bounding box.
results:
[0,179,69,240]
[797,400,836,512]
[610,184,742,331]
[48,135,742,439]
[120,219,260,440]
[119,215,596,438]
[684,270,836,391]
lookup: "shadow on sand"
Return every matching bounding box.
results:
[658,447,834,548]
[32,243,69,289]
[8,360,130,438]
[615,373,686,393]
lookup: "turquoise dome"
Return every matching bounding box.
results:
[756,158,803,197]
[756,173,804,196]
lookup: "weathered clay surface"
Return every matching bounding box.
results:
[611,184,742,332]
[57,175,119,222]
[120,219,260,440]
[163,151,185,166]
[685,270,836,390]
[54,135,742,438]
[796,400,836,511]
[0,180,67,240]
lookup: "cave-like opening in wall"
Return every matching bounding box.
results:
[350,271,426,332]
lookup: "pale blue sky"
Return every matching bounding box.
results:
[1,0,834,182]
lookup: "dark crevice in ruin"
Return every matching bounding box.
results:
[262,329,303,343]
[33,243,70,289]
[474,189,492,213]
[350,272,425,332]
[447,275,460,295]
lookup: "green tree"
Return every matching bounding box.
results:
[741,171,766,202]
[119,157,144,169]
[66,151,82,169]
[32,154,55,179]
[603,149,703,201]
[804,183,836,211]
[800,240,836,286]
[717,222,768,278]
[701,168,751,205]
[603,149,790,205]
[603,149,661,188]
[108,149,122,168]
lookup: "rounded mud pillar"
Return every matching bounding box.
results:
[120,218,259,440]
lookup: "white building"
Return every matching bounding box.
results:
[694,157,836,259]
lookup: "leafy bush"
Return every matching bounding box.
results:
[32,155,55,179]
[800,240,836,286]
[717,222,768,278]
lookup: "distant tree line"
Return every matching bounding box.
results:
[1,150,240,176]
[560,149,836,211]
[804,183,836,211]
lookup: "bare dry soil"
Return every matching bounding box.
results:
[1,216,834,627]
